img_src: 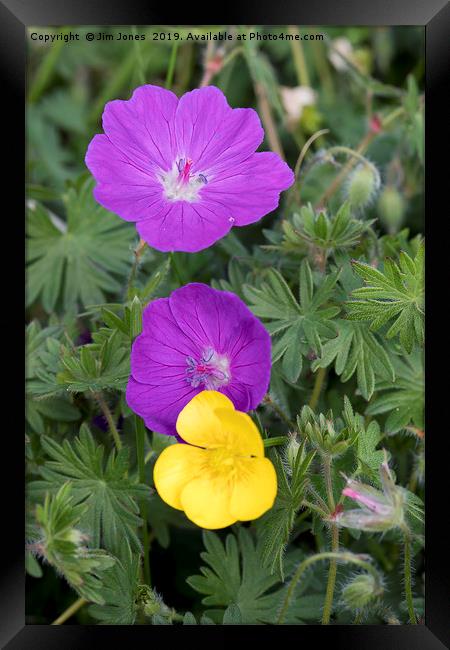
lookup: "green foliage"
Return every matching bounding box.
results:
[58,328,130,393]
[29,426,150,553]
[346,243,424,353]
[31,483,115,603]
[27,175,135,313]
[256,443,316,578]
[291,202,371,252]
[244,261,340,382]
[366,348,424,433]
[312,320,395,400]
[187,528,324,624]
[89,539,141,624]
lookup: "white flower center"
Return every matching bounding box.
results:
[159,157,208,203]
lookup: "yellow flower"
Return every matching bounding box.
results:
[153,391,277,529]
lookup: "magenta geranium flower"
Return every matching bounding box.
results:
[126,283,271,436]
[85,85,294,253]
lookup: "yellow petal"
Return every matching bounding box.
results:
[176,390,235,448]
[229,457,277,521]
[213,409,264,457]
[180,476,236,529]
[153,444,206,510]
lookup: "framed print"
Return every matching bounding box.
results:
[2,0,449,647]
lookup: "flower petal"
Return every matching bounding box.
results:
[212,408,264,457]
[229,457,277,521]
[136,200,232,253]
[202,151,294,226]
[176,390,235,447]
[85,134,164,223]
[153,443,206,510]
[102,84,178,171]
[126,376,199,436]
[180,476,236,529]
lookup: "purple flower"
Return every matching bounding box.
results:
[85,85,294,253]
[126,283,271,436]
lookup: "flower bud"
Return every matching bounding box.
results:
[346,164,380,209]
[333,457,407,533]
[342,573,383,611]
[285,432,301,471]
[377,186,405,233]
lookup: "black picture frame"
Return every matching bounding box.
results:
[5,0,449,647]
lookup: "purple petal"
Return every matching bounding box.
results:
[126,376,199,436]
[136,200,232,253]
[102,84,178,171]
[131,298,199,383]
[203,151,295,226]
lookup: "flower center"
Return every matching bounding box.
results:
[185,347,230,390]
[160,157,208,202]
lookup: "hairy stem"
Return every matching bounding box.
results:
[277,552,379,625]
[263,394,295,429]
[321,453,339,625]
[95,393,122,451]
[403,533,417,624]
[51,597,87,625]
[315,105,405,209]
[135,416,151,586]
[126,238,147,299]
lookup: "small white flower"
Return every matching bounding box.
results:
[329,37,354,71]
[280,86,316,124]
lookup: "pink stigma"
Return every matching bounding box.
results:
[178,158,193,184]
[186,347,230,390]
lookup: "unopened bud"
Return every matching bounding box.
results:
[285,432,301,471]
[377,186,405,233]
[346,164,380,209]
[342,573,383,611]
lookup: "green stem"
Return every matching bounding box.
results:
[309,367,326,411]
[263,394,295,429]
[28,27,71,103]
[403,533,417,624]
[288,26,310,87]
[165,41,180,89]
[135,416,151,586]
[263,435,289,448]
[169,252,185,286]
[321,453,339,625]
[51,597,87,625]
[126,238,147,299]
[95,393,122,451]
[277,551,380,625]
[132,26,146,85]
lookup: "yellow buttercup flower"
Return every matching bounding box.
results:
[153,391,277,529]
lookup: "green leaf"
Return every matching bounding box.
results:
[346,243,424,353]
[366,348,424,433]
[255,445,315,579]
[57,328,130,393]
[187,528,314,624]
[31,483,115,604]
[312,320,395,400]
[28,426,150,553]
[243,262,340,382]
[27,175,135,313]
[89,538,141,624]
